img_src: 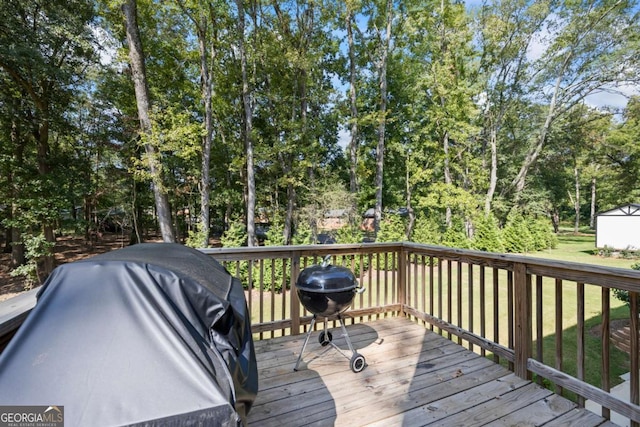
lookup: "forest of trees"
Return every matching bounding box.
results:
[1,0,639,280]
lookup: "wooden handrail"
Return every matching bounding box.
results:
[2,242,640,423]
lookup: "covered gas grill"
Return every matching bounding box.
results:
[294,256,366,373]
[0,243,258,426]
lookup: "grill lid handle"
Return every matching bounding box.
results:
[321,254,332,267]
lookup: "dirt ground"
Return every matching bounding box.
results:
[0,233,133,301]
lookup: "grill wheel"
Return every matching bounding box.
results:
[319,331,333,346]
[350,353,366,373]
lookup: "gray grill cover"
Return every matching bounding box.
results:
[0,243,257,426]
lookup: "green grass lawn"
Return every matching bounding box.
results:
[527,232,636,398]
[525,231,638,269]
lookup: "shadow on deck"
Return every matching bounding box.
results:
[249,316,618,427]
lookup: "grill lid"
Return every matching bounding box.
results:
[296,261,357,293]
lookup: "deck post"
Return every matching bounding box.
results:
[513,262,532,380]
[291,251,301,335]
[398,245,407,316]
[630,291,639,427]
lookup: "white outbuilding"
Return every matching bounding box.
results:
[595,203,640,250]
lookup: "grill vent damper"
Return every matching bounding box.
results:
[293,256,366,373]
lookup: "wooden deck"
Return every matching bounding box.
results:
[248,316,619,427]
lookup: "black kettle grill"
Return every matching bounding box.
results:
[293,256,366,373]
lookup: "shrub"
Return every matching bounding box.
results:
[261,220,290,292]
[185,229,208,248]
[620,246,640,259]
[377,215,406,243]
[369,215,408,272]
[220,221,247,247]
[335,225,370,275]
[599,245,614,257]
[472,213,504,253]
[254,257,289,293]
[612,263,640,306]
[291,221,313,245]
[264,219,285,246]
[502,211,534,253]
[335,224,362,244]
[441,218,471,249]
[530,217,558,251]
[411,215,441,245]
[502,212,557,253]
[220,221,250,288]
[10,233,55,290]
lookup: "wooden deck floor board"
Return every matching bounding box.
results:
[247,316,618,427]
[482,393,577,426]
[254,317,442,371]
[542,407,617,426]
[432,381,555,426]
[252,349,503,426]
[253,340,477,410]
[322,366,515,427]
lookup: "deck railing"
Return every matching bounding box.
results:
[1,242,640,424]
[201,242,640,426]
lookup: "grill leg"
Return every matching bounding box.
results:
[294,315,317,371]
[337,315,367,373]
[338,315,356,357]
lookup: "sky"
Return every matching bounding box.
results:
[462,0,639,112]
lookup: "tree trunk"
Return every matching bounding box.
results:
[443,130,452,227]
[551,209,560,234]
[346,7,359,199]
[198,23,213,247]
[175,1,216,248]
[573,165,580,233]
[8,118,25,264]
[485,127,498,214]
[123,0,175,243]
[374,0,393,238]
[590,170,597,229]
[4,228,13,255]
[83,195,92,242]
[301,65,315,243]
[10,206,24,265]
[130,180,143,245]
[510,52,571,199]
[436,0,454,227]
[3,227,11,255]
[406,154,414,240]
[284,183,295,245]
[236,0,256,247]
[35,111,55,276]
